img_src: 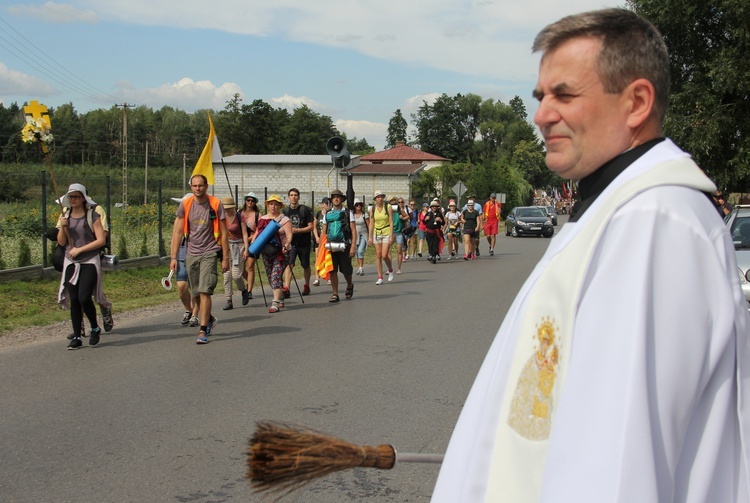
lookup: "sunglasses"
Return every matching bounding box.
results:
[68,195,83,200]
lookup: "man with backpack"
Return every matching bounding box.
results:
[321,189,356,302]
[282,188,314,297]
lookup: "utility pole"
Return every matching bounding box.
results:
[116,103,135,206]
[144,140,149,204]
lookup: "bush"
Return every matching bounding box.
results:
[17,238,32,267]
[0,238,6,270]
[118,234,129,260]
[139,231,149,257]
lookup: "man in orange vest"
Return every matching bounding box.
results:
[169,174,230,344]
[483,194,502,256]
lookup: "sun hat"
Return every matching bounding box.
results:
[244,192,258,203]
[221,196,236,210]
[353,197,363,205]
[61,183,96,207]
[373,190,386,200]
[265,194,285,208]
[330,189,345,198]
[430,198,440,207]
[449,201,456,207]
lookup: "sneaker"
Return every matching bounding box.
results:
[188,316,200,327]
[396,269,402,275]
[357,267,363,276]
[375,277,384,285]
[451,252,455,257]
[206,316,218,336]
[490,249,494,256]
[196,331,209,344]
[476,249,480,257]
[463,254,469,261]
[241,289,250,306]
[181,311,192,325]
[67,338,82,350]
[447,256,451,261]
[89,327,101,346]
[387,271,394,282]
[101,307,114,332]
[417,253,422,258]
[223,300,233,310]
[302,285,311,296]
[404,255,409,260]
[283,287,291,299]
[313,279,320,286]
[327,280,331,285]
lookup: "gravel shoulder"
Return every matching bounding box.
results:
[0,300,183,351]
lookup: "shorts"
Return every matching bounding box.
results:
[373,234,391,245]
[463,228,477,237]
[186,252,219,297]
[418,229,426,240]
[484,221,499,236]
[176,259,188,282]
[288,245,311,269]
[395,232,406,246]
[331,250,353,276]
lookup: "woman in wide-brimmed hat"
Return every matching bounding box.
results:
[367,191,395,285]
[57,183,111,350]
[251,195,293,313]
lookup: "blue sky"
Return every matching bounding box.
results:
[0,0,621,151]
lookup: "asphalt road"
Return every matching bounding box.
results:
[0,222,561,503]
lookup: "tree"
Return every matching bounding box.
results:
[628,0,750,191]
[282,105,339,154]
[386,109,408,148]
[413,93,481,161]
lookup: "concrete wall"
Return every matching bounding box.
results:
[211,164,414,208]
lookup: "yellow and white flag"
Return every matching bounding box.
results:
[192,113,222,185]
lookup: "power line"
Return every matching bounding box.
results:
[0,15,123,106]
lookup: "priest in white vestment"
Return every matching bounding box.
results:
[432,9,750,502]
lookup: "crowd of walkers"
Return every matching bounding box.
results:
[56,177,503,348]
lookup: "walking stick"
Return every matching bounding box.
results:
[288,263,305,304]
[247,421,443,498]
[256,259,267,307]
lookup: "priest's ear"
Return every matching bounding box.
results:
[624,78,657,130]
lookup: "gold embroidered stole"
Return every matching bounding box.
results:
[484,158,715,501]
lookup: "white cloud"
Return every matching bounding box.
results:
[0,62,55,96]
[270,94,324,112]
[7,2,97,23]
[72,0,620,82]
[335,119,387,148]
[114,77,243,111]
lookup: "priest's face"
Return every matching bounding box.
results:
[533,37,633,181]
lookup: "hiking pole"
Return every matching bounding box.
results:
[247,421,443,497]
[288,264,305,304]
[256,259,267,307]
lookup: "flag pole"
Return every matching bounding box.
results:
[220,158,232,196]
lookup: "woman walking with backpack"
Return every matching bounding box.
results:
[57,183,110,350]
[367,191,395,285]
[240,192,260,304]
[251,195,292,313]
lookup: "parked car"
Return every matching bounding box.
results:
[725,205,750,307]
[541,205,558,226]
[506,206,555,238]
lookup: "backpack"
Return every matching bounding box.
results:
[326,209,350,243]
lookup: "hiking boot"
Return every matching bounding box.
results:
[241,289,250,306]
[101,307,114,332]
[67,338,82,350]
[188,316,200,327]
[283,287,291,298]
[223,300,233,310]
[89,327,101,346]
[302,285,310,296]
[181,311,192,325]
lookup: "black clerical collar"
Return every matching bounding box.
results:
[569,138,665,222]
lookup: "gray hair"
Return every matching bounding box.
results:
[533,8,670,124]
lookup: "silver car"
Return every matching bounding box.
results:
[725,205,750,307]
